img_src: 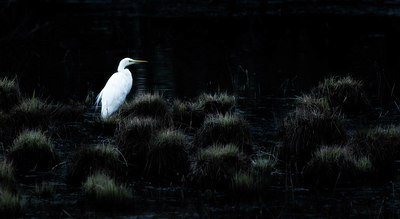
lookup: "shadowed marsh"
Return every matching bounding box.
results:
[3,2,400,216]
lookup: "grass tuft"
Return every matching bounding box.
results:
[8,130,57,172]
[231,171,258,194]
[0,77,21,112]
[312,76,367,113]
[0,160,15,189]
[68,144,127,185]
[0,187,22,217]
[12,96,52,128]
[120,93,170,121]
[190,144,246,188]
[303,146,355,186]
[33,182,55,198]
[117,117,160,168]
[251,157,276,176]
[195,93,236,114]
[171,100,189,121]
[282,107,346,169]
[83,173,132,207]
[295,94,331,112]
[195,113,252,151]
[354,157,373,173]
[145,129,190,180]
[171,100,207,129]
[352,125,400,176]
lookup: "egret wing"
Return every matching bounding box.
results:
[100,71,132,118]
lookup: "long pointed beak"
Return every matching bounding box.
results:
[133,59,148,63]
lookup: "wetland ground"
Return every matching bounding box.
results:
[2,1,400,218]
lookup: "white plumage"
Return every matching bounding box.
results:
[96,58,147,119]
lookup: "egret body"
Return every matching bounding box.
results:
[96,58,147,119]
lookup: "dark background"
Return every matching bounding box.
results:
[1,0,400,104]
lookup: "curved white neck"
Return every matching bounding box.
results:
[117,63,128,72]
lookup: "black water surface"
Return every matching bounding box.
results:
[2,1,400,103]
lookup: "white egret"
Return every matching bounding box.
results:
[96,58,147,119]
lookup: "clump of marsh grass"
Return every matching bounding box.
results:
[145,129,190,180]
[171,100,208,129]
[354,157,373,175]
[12,96,52,128]
[7,130,57,172]
[117,117,159,146]
[93,115,120,136]
[282,107,346,169]
[190,144,246,188]
[352,125,400,176]
[172,93,236,129]
[295,94,331,113]
[172,100,195,128]
[303,146,356,186]
[229,157,278,192]
[195,113,252,151]
[251,157,276,177]
[171,100,189,119]
[0,187,22,218]
[312,76,368,113]
[231,172,259,195]
[120,93,170,121]
[33,182,55,198]
[117,117,159,167]
[250,156,278,190]
[83,173,132,207]
[194,93,236,114]
[0,160,14,182]
[0,77,21,112]
[0,160,15,190]
[172,100,187,124]
[13,97,50,116]
[68,144,127,185]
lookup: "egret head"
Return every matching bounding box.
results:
[118,58,148,71]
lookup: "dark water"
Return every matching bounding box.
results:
[3,1,400,218]
[2,1,400,103]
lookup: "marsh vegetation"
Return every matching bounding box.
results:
[1,75,400,217]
